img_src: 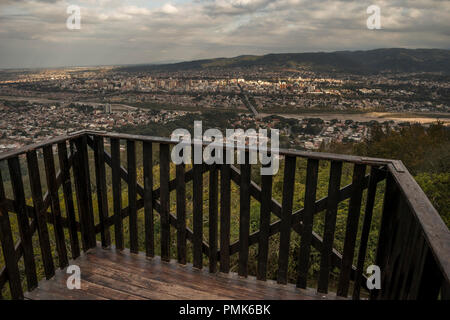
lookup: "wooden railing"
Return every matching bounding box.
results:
[0,130,448,300]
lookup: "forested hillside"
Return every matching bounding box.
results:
[325,122,449,226]
[119,48,450,75]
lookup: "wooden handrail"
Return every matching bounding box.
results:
[0,131,448,301]
[388,162,450,286]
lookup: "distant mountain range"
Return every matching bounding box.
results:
[119,48,450,74]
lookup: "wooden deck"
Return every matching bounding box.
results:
[24,247,343,300]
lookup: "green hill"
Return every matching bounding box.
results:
[119,48,450,74]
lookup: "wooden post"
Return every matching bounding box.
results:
[257,165,272,281]
[238,152,251,277]
[317,160,342,293]
[297,158,319,288]
[110,138,124,250]
[143,141,154,257]
[352,166,380,299]
[159,143,170,262]
[337,163,366,297]
[371,172,400,300]
[8,156,38,290]
[209,163,218,273]
[58,141,80,259]
[417,249,443,300]
[26,150,55,278]
[193,158,203,269]
[93,136,111,248]
[72,137,96,251]
[80,136,96,248]
[43,145,69,269]
[0,168,23,299]
[219,152,231,273]
[127,140,138,253]
[176,160,186,264]
[277,155,296,284]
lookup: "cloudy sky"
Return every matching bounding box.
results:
[0,0,449,68]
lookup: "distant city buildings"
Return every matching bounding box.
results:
[0,66,448,151]
[0,66,448,113]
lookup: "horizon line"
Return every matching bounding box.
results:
[0,47,449,71]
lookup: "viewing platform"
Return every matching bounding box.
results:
[0,130,449,300]
[24,246,342,300]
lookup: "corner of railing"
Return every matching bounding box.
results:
[386,160,450,291]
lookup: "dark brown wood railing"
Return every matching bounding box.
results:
[0,130,448,300]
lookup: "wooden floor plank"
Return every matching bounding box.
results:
[90,249,314,300]
[25,277,107,300]
[25,246,345,300]
[86,250,278,299]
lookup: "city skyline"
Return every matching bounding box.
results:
[0,0,449,69]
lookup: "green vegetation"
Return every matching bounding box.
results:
[325,122,450,226]
[117,111,241,137]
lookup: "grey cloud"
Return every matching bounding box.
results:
[201,0,274,16]
[0,0,449,68]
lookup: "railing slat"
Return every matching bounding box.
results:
[318,160,342,293]
[209,164,218,273]
[193,160,203,269]
[72,137,96,250]
[219,160,231,273]
[371,172,400,300]
[26,150,55,279]
[382,210,407,298]
[337,163,366,297]
[0,168,23,299]
[80,136,96,248]
[407,236,428,299]
[127,140,138,253]
[387,199,416,299]
[257,167,272,281]
[57,142,80,259]
[238,154,251,277]
[43,145,69,269]
[110,138,124,250]
[277,155,296,284]
[93,136,111,248]
[352,166,381,299]
[398,221,421,299]
[297,158,319,288]
[176,160,186,264]
[143,141,154,257]
[441,281,450,301]
[8,156,38,290]
[71,140,88,251]
[159,143,170,262]
[417,247,443,300]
